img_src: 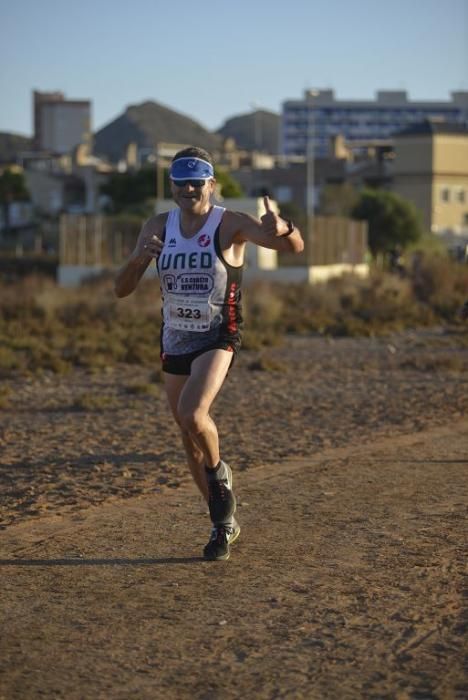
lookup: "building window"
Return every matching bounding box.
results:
[457,189,466,203]
[464,213,468,226]
[440,188,451,203]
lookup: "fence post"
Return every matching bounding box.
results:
[95,216,102,266]
[59,214,66,264]
[79,216,86,265]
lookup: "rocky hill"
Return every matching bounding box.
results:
[93,101,222,163]
[0,103,282,165]
[216,109,280,153]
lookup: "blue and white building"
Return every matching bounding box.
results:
[282,90,468,158]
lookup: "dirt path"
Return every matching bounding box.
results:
[2,330,468,531]
[1,421,466,700]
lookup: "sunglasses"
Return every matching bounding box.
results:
[172,179,207,188]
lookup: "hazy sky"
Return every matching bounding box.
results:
[1,0,467,136]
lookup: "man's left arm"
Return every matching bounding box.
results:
[233,196,304,254]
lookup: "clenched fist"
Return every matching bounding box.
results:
[134,218,165,260]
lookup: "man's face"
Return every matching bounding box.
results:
[171,178,216,213]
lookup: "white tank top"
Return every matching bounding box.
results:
[157,205,243,355]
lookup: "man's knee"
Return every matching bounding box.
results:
[178,407,208,435]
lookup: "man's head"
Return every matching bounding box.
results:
[170,147,216,213]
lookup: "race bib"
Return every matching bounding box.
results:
[166,298,211,332]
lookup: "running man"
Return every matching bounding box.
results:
[115,146,304,560]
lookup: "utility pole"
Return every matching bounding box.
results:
[306,90,318,263]
[156,144,165,203]
[250,101,261,152]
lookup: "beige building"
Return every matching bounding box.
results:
[33,90,92,155]
[392,122,468,239]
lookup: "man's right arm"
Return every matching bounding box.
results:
[114,251,153,298]
[114,215,166,298]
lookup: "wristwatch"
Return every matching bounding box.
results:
[280,218,295,237]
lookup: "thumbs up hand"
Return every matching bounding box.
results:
[260,196,291,237]
[263,195,272,214]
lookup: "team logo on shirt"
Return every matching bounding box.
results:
[198,234,211,248]
[168,237,177,247]
[162,273,214,295]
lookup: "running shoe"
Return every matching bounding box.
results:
[206,461,236,524]
[203,520,241,562]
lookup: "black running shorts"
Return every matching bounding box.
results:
[161,342,238,376]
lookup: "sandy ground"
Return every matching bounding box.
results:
[1,329,467,698]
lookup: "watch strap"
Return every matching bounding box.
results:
[280,218,295,237]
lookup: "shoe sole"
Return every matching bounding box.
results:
[229,526,241,546]
[204,551,230,562]
[203,526,240,562]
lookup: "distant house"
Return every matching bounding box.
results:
[392,121,468,240]
[25,169,86,215]
[230,156,348,216]
[22,145,113,217]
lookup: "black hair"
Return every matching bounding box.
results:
[172,146,213,164]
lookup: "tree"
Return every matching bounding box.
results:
[100,167,160,214]
[352,188,424,257]
[0,169,30,235]
[214,169,244,198]
[101,166,244,214]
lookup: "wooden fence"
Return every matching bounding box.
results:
[59,215,141,266]
[307,216,368,266]
[59,214,368,268]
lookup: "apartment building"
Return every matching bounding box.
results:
[33,90,92,155]
[282,90,468,158]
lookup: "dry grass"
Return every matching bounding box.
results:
[247,354,286,372]
[72,393,121,412]
[124,382,161,396]
[1,253,468,375]
[399,354,466,373]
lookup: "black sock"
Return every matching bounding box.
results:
[205,460,221,473]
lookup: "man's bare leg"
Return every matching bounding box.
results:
[175,349,232,467]
[163,349,239,561]
[163,373,209,501]
[181,431,208,501]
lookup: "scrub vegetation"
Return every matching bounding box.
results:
[1,251,467,376]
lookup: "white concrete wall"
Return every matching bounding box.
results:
[58,261,157,287]
[58,265,105,287]
[244,263,369,284]
[308,263,369,283]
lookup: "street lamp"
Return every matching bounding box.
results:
[250,101,261,152]
[155,143,165,205]
[306,90,319,261]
